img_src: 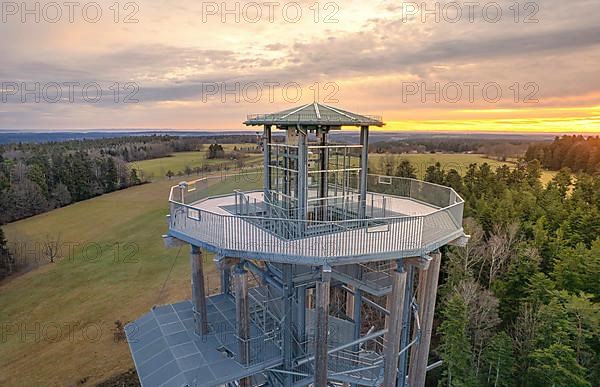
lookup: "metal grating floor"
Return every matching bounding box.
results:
[125,295,283,387]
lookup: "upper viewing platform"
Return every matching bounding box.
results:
[166,104,466,265]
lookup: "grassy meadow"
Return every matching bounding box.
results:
[368,153,557,185]
[0,169,262,386]
[0,150,557,386]
[130,145,262,180]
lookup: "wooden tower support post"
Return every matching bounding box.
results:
[397,265,415,386]
[408,251,442,387]
[383,260,407,387]
[191,245,209,336]
[314,266,332,387]
[234,263,251,387]
[221,266,230,295]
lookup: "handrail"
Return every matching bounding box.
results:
[169,172,464,224]
[167,171,464,260]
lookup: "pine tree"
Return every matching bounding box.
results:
[0,227,14,279]
[103,157,119,192]
[482,331,515,387]
[438,292,477,387]
[129,168,141,185]
[396,159,417,178]
[425,162,445,185]
[527,344,590,387]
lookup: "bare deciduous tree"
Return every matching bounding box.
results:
[456,279,501,376]
[447,218,485,280]
[43,233,61,263]
[481,222,520,287]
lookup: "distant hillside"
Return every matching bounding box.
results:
[0,131,254,145]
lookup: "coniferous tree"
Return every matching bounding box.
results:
[527,344,590,387]
[424,162,445,185]
[438,292,477,387]
[396,159,417,178]
[0,227,14,279]
[481,331,515,387]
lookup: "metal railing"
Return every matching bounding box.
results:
[168,172,464,262]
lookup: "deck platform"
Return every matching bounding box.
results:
[169,189,463,265]
[125,295,282,387]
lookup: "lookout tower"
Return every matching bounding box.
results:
[126,103,468,387]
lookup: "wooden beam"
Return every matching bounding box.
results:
[162,234,186,249]
[408,251,442,387]
[234,264,251,387]
[345,284,354,318]
[314,266,331,387]
[382,261,407,387]
[448,234,470,247]
[214,256,238,295]
[191,245,209,335]
[404,255,432,271]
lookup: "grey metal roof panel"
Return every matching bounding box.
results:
[244,102,384,127]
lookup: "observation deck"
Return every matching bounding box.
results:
[131,104,469,387]
[167,173,465,266]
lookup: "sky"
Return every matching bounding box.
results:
[1,0,600,133]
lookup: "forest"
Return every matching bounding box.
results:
[398,160,600,386]
[0,135,238,226]
[525,135,600,173]
[370,138,532,161]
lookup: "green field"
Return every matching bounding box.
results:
[368,153,556,185]
[0,172,262,386]
[0,151,557,386]
[131,145,262,180]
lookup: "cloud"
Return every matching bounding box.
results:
[1,0,600,129]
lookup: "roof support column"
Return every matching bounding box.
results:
[383,260,407,387]
[319,131,329,221]
[408,251,442,387]
[191,245,209,336]
[359,125,369,219]
[264,124,272,216]
[314,266,331,387]
[297,128,308,234]
[234,263,251,386]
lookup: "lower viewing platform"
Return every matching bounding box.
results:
[126,288,390,387]
[125,294,282,387]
